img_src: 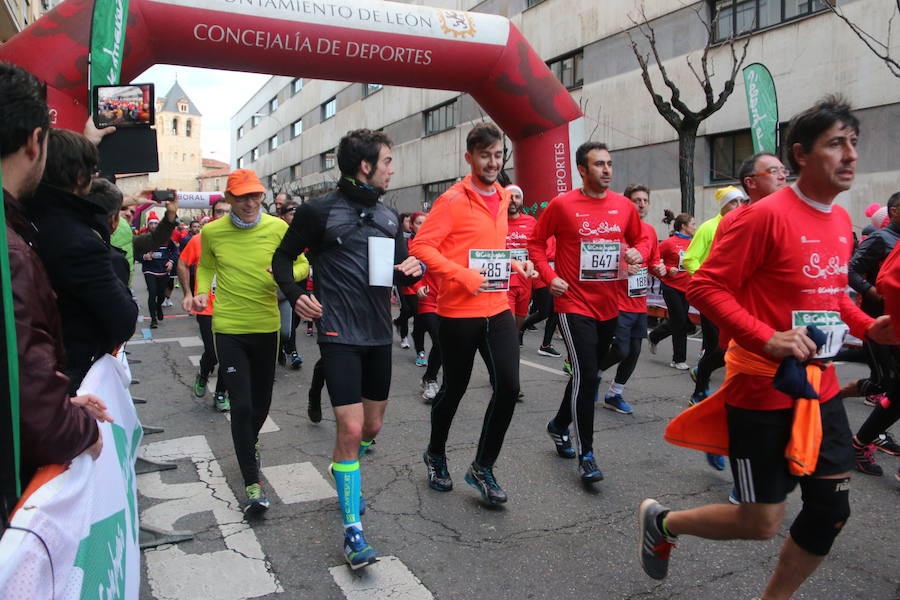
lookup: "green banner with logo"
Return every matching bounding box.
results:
[742,63,779,155]
[90,0,129,88]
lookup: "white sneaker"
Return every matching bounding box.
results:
[400,337,410,349]
[162,298,173,307]
[422,380,439,402]
[670,362,690,370]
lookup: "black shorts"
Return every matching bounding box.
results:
[614,310,648,340]
[727,396,854,504]
[320,342,392,406]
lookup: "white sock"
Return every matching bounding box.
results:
[608,382,625,396]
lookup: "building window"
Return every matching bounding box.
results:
[178,102,188,113]
[186,119,192,137]
[424,100,456,135]
[269,134,279,151]
[547,50,584,90]
[292,119,303,138]
[291,163,302,179]
[237,125,244,139]
[322,97,336,120]
[269,96,279,112]
[709,129,754,182]
[252,147,260,161]
[363,83,383,97]
[712,0,827,41]
[252,114,261,128]
[526,0,544,6]
[321,149,336,171]
[292,78,303,94]
[423,179,455,209]
[237,156,244,169]
[171,118,178,136]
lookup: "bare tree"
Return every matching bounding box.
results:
[824,0,899,78]
[628,5,749,215]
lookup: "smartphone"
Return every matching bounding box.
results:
[92,83,155,129]
[151,189,174,203]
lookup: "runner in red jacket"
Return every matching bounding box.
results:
[638,97,896,599]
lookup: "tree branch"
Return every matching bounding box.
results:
[823,0,900,77]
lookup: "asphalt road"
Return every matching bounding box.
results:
[129,283,899,600]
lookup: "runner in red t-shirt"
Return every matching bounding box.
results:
[596,184,665,414]
[529,142,651,483]
[639,98,896,598]
[505,184,537,332]
[648,212,695,367]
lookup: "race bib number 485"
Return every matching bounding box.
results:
[469,249,511,292]
[580,241,621,281]
[792,310,849,359]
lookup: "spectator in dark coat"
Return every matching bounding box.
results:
[27,129,138,393]
[0,62,111,527]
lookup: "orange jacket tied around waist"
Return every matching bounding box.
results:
[664,344,824,476]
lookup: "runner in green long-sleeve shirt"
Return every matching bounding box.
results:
[193,169,309,515]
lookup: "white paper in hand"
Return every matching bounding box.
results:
[368,236,395,287]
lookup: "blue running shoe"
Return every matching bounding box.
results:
[706,453,726,471]
[690,366,698,383]
[465,463,507,504]
[728,486,740,504]
[546,421,576,458]
[343,526,377,570]
[689,391,708,406]
[578,452,604,482]
[603,393,634,415]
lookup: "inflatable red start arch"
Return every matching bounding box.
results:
[0,0,584,208]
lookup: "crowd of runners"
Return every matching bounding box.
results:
[6,55,899,598]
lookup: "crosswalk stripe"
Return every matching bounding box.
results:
[519,358,567,376]
[225,413,280,433]
[329,555,434,599]
[128,336,204,347]
[261,462,336,504]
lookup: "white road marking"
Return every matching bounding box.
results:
[189,355,201,367]
[225,413,280,433]
[139,435,282,599]
[519,358,567,376]
[128,335,204,347]
[261,462,336,504]
[329,555,434,600]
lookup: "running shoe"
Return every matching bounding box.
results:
[343,526,377,570]
[424,451,453,491]
[670,362,690,370]
[546,420,576,458]
[213,392,230,412]
[648,340,657,355]
[706,453,726,471]
[864,393,885,407]
[193,374,208,398]
[464,463,507,504]
[415,351,428,367]
[162,298,173,307]
[603,393,634,415]
[578,452,603,482]
[689,391,708,406]
[306,326,314,336]
[873,432,900,455]
[150,318,158,329]
[852,439,883,476]
[563,359,573,376]
[290,351,302,370]
[244,483,270,515]
[308,386,322,424]
[638,498,676,580]
[728,486,740,505]
[422,380,439,403]
[400,337,410,349]
[516,391,525,403]
[689,366,698,383]
[538,344,562,358]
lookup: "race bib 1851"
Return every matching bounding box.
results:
[791,310,849,359]
[628,267,649,297]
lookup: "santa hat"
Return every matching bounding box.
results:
[865,203,882,218]
[147,213,160,224]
